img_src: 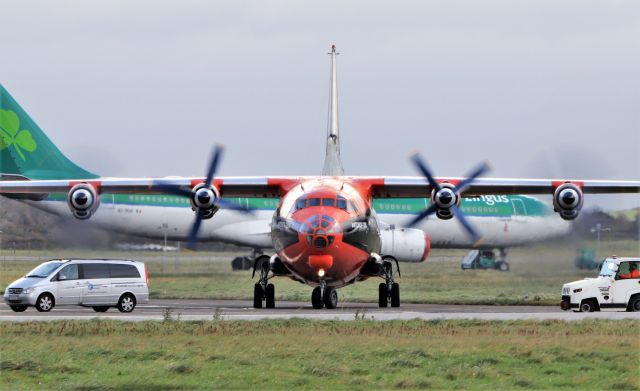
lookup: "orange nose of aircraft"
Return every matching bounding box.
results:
[276,207,372,286]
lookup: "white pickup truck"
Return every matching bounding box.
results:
[560,257,640,312]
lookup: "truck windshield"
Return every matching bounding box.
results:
[25,261,64,278]
[599,260,616,277]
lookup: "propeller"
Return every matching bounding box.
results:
[153,145,254,250]
[406,153,491,244]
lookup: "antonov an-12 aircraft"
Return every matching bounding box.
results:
[1,45,639,309]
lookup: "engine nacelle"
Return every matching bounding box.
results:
[553,183,584,220]
[380,226,430,263]
[190,183,220,219]
[431,184,460,220]
[67,184,100,220]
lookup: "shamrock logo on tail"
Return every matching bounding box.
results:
[0,109,37,161]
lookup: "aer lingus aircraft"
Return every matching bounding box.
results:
[2,45,639,309]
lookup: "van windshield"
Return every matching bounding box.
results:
[26,261,64,278]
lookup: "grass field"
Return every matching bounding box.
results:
[1,319,638,390]
[1,239,638,306]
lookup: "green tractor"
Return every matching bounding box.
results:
[461,250,510,272]
[575,248,600,270]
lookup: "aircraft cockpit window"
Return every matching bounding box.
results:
[336,196,347,211]
[295,197,306,211]
[322,198,335,207]
[308,198,321,207]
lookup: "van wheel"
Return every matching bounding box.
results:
[628,296,640,312]
[10,305,27,312]
[580,299,597,312]
[117,294,136,313]
[92,306,109,313]
[35,293,54,312]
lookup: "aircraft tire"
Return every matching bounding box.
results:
[323,288,338,309]
[311,287,323,309]
[253,284,263,309]
[390,283,400,308]
[265,284,275,308]
[378,283,388,308]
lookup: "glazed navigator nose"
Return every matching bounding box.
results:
[302,214,342,249]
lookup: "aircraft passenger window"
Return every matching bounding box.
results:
[322,198,335,207]
[57,264,79,281]
[308,198,321,207]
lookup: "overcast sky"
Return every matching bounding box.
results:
[2,1,639,209]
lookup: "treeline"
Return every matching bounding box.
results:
[573,207,639,240]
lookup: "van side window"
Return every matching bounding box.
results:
[57,264,78,281]
[110,264,140,278]
[82,264,110,279]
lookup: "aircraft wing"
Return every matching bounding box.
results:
[370,177,640,198]
[0,175,638,198]
[0,176,284,197]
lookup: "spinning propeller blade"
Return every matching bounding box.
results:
[407,153,490,244]
[152,145,255,250]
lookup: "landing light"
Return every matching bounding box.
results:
[318,269,325,277]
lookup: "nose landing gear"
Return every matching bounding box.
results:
[312,280,338,309]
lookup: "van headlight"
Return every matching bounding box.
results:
[22,287,36,294]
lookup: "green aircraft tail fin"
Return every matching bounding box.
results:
[0,84,98,180]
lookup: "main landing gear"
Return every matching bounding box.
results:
[379,256,400,308]
[311,280,338,310]
[253,256,275,309]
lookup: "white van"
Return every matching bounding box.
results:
[560,256,640,312]
[3,259,149,313]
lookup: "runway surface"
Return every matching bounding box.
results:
[2,299,639,321]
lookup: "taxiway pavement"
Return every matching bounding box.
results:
[1,299,639,321]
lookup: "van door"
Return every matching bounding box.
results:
[80,263,112,305]
[54,264,82,305]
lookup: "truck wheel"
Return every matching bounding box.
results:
[580,299,597,312]
[628,296,640,312]
[9,305,27,312]
[497,261,510,272]
[35,293,54,312]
